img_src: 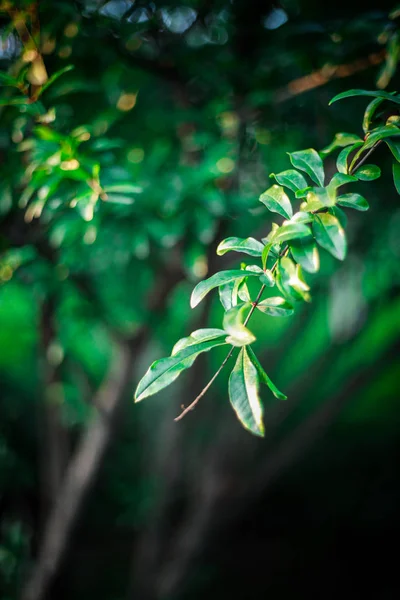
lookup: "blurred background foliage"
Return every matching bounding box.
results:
[1,1,400,599]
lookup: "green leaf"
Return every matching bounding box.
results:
[135,338,227,402]
[223,303,255,347]
[269,169,308,192]
[276,257,311,303]
[289,238,320,273]
[329,89,400,106]
[247,346,287,400]
[328,206,347,229]
[259,185,293,219]
[0,72,20,87]
[274,222,312,243]
[228,347,265,436]
[219,279,241,311]
[328,173,357,190]
[320,132,363,156]
[37,65,75,97]
[259,270,275,286]
[295,186,313,198]
[190,270,260,308]
[337,193,369,211]
[261,242,272,270]
[362,125,400,150]
[393,161,400,194]
[256,296,294,317]
[354,164,381,181]
[363,97,385,134]
[290,211,314,224]
[386,138,400,162]
[216,237,264,257]
[103,183,143,194]
[313,213,347,260]
[288,149,324,186]
[306,186,335,207]
[336,143,363,174]
[172,328,227,354]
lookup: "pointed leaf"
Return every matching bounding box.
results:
[337,193,369,211]
[223,303,255,347]
[320,132,363,156]
[288,149,324,186]
[386,138,400,162]
[336,143,363,174]
[261,242,273,270]
[269,169,308,192]
[276,257,311,303]
[191,270,259,308]
[228,347,265,436]
[362,125,400,150]
[313,213,347,260]
[363,97,386,133]
[256,296,294,317]
[274,222,312,243]
[247,346,287,400]
[329,89,400,105]
[37,65,75,97]
[260,185,293,219]
[217,237,264,257]
[259,270,275,286]
[393,161,400,194]
[135,338,227,402]
[289,238,320,273]
[328,173,357,190]
[172,328,227,355]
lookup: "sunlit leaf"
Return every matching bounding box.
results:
[190,270,260,308]
[259,270,275,286]
[269,169,308,192]
[288,148,324,186]
[217,237,264,257]
[259,185,293,219]
[223,303,255,347]
[328,173,357,190]
[274,222,312,243]
[313,213,347,260]
[172,328,227,354]
[228,347,264,436]
[363,97,386,133]
[135,338,227,402]
[276,256,311,302]
[256,296,294,317]
[320,132,363,156]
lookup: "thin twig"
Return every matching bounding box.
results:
[349,140,383,174]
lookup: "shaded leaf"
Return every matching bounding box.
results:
[393,161,400,194]
[329,89,400,105]
[386,138,400,162]
[320,132,363,156]
[363,97,386,134]
[328,173,357,190]
[228,347,264,436]
[354,164,381,181]
[336,143,363,174]
[259,270,275,286]
[313,213,347,260]
[337,193,369,211]
[247,346,287,400]
[289,238,320,273]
